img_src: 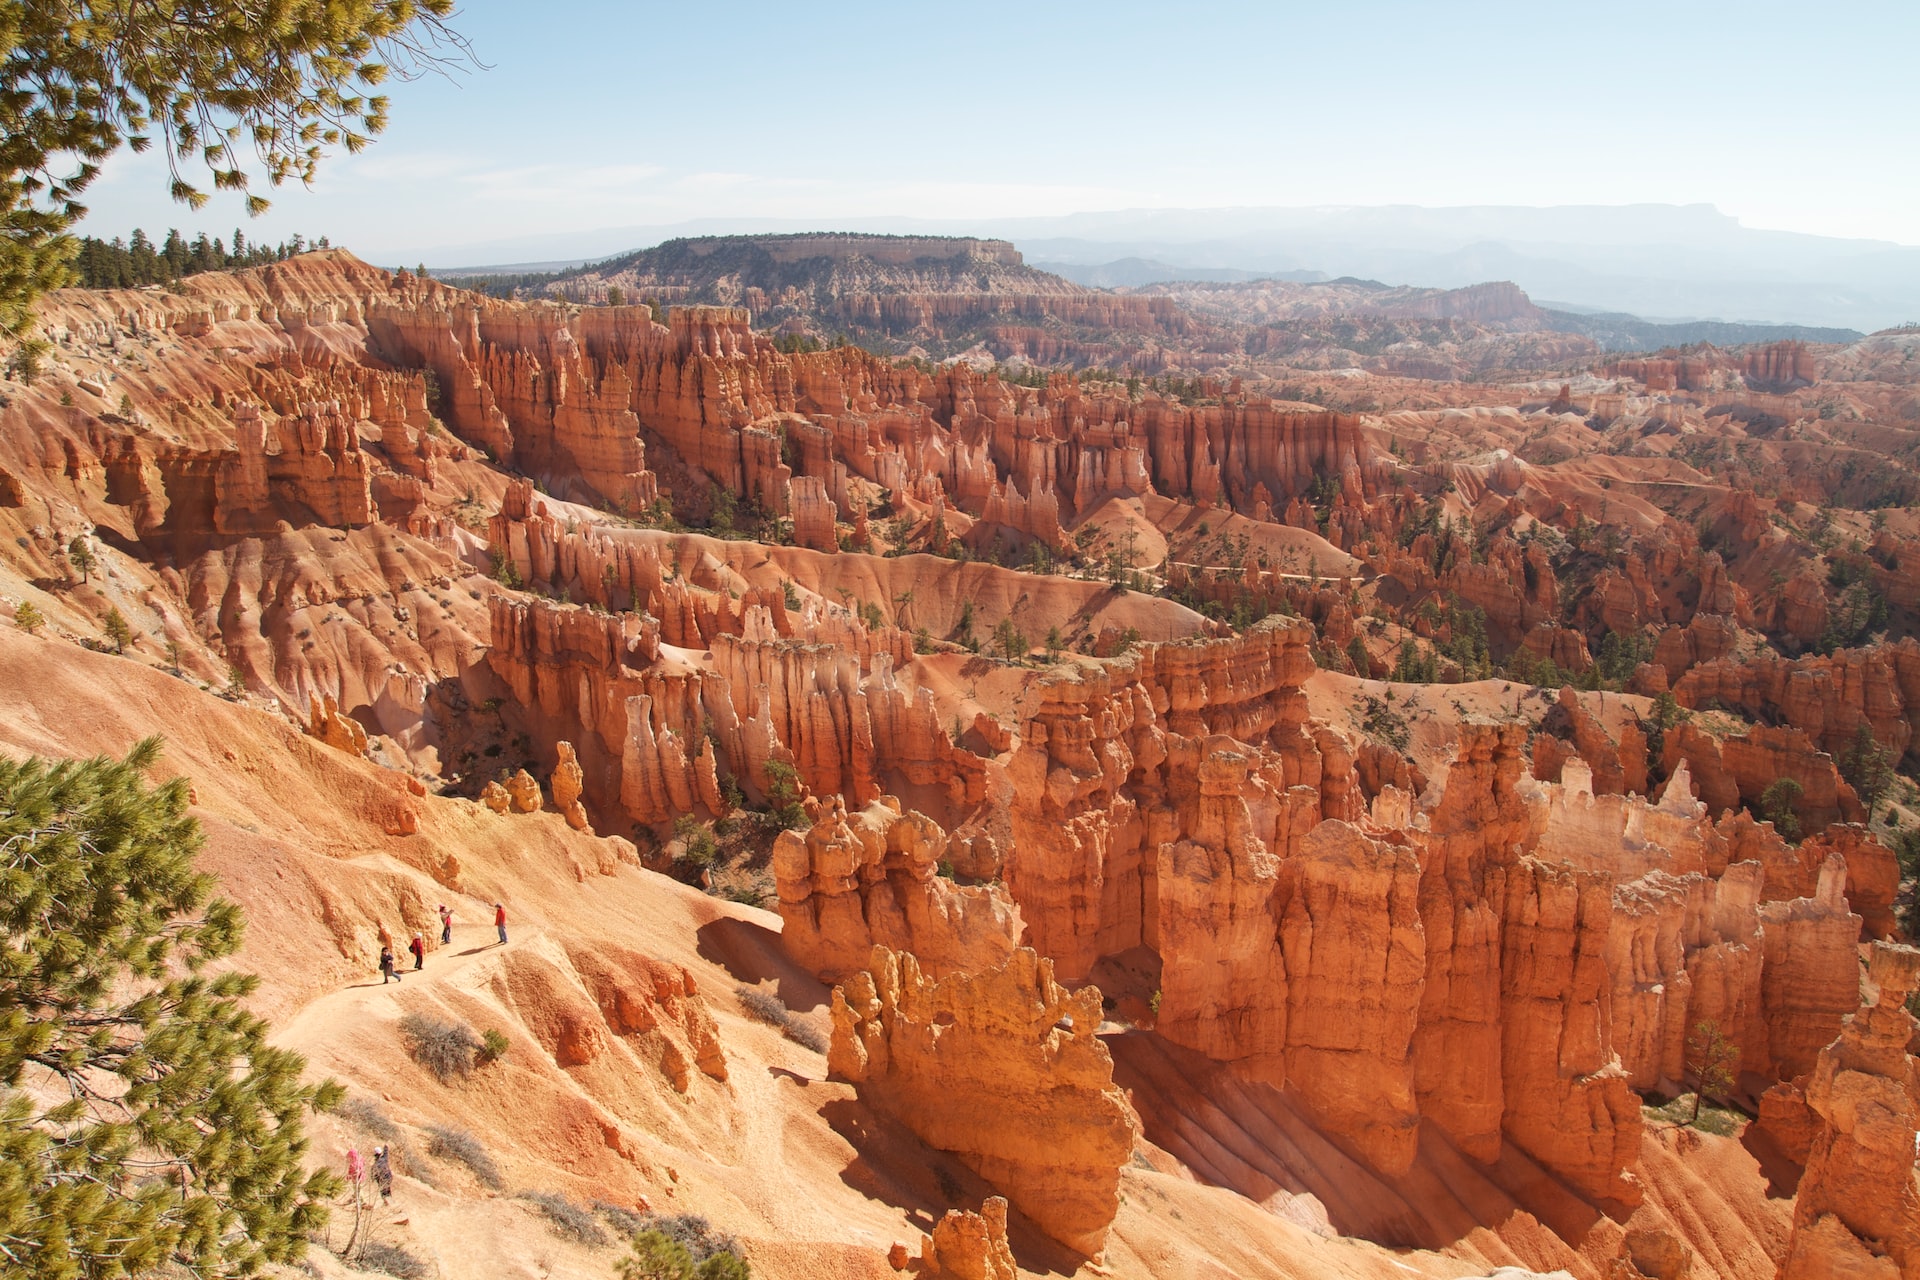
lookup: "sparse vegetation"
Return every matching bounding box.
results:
[1839,722,1894,821]
[423,1123,504,1189]
[517,1190,611,1246]
[1685,1019,1739,1126]
[399,1011,485,1083]
[675,813,720,867]
[617,1213,751,1280]
[354,1240,431,1279]
[13,599,43,633]
[102,606,132,653]
[66,534,96,583]
[1356,692,1412,752]
[762,759,807,830]
[735,984,826,1053]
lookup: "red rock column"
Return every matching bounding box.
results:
[1778,940,1920,1280]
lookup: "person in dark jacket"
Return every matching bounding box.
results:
[409,932,425,970]
[378,944,402,984]
[371,1145,393,1202]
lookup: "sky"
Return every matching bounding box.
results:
[69,0,1920,263]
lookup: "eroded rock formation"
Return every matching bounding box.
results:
[772,795,1020,982]
[828,945,1139,1256]
[1777,940,1920,1280]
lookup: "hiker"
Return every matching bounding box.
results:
[494,902,508,945]
[438,903,453,944]
[347,1146,364,1188]
[409,932,425,970]
[371,1145,393,1203]
[378,943,402,984]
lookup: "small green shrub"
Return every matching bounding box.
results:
[617,1214,750,1279]
[481,1027,511,1063]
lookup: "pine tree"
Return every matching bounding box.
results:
[13,600,44,633]
[66,534,96,584]
[1685,1019,1738,1125]
[1760,777,1804,842]
[1840,722,1894,822]
[102,607,132,653]
[0,741,342,1277]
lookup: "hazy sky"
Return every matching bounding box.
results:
[71,0,1920,260]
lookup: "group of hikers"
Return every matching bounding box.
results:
[345,1144,394,1204]
[376,902,510,983]
[354,902,515,1206]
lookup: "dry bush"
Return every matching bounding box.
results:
[518,1190,610,1246]
[733,985,825,1054]
[423,1123,503,1189]
[399,1011,483,1083]
[594,1200,646,1237]
[335,1093,436,1188]
[355,1241,429,1279]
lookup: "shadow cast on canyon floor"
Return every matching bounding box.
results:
[694,913,830,1013]
[1740,1125,1805,1200]
[817,1095,1087,1278]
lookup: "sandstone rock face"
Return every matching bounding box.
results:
[505,768,542,813]
[307,692,368,755]
[1797,824,1902,940]
[491,943,728,1092]
[551,740,591,831]
[1665,720,1865,836]
[829,946,1139,1256]
[1674,639,1920,769]
[485,582,975,832]
[772,796,1020,983]
[909,1198,1017,1280]
[1759,857,1867,1079]
[1777,940,1920,1280]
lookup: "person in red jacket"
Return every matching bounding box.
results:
[408,932,425,970]
[494,902,507,946]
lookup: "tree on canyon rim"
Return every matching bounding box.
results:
[0,0,473,342]
[0,739,343,1277]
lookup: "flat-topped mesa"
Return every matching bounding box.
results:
[772,795,1020,983]
[1778,940,1920,1280]
[828,945,1139,1257]
[685,233,1026,269]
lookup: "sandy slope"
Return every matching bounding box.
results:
[0,623,1568,1280]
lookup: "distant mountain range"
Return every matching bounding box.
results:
[415,204,1919,332]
